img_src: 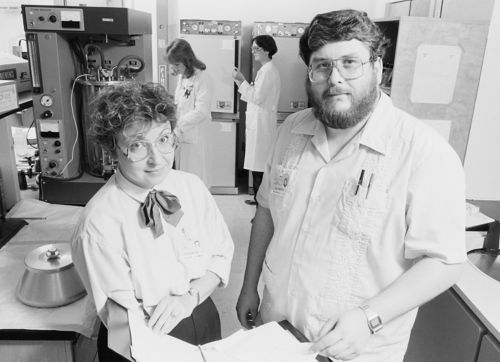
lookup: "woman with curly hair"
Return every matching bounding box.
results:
[71,82,233,361]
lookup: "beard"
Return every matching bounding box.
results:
[306,77,380,129]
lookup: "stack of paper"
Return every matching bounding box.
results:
[128,310,317,362]
[466,202,494,228]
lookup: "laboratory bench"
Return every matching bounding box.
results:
[0,200,98,362]
[405,200,500,361]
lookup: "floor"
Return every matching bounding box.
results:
[211,194,256,337]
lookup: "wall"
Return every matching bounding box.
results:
[464,0,500,200]
[0,0,54,54]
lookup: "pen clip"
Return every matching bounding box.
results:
[365,173,375,199]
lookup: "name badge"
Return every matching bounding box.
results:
[271,165,295,196]
[179,228,205,279]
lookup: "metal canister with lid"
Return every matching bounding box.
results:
[17,243,87,307]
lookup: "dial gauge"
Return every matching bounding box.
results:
[40,95,53,107]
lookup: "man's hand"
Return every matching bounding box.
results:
[235,286,260,329]
[311,308,371,360]
[147,294,196,335]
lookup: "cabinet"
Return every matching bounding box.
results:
[385,0,495,21]
[404,289,485,362]
[374,16,488,162]
[477,333,500,362]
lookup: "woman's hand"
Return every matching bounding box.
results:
[310,308,371,360]
[231,67,245,83]
[147,293,197,335]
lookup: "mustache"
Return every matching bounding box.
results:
[324,87,351,97]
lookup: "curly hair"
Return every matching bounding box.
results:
[166,38,206,78]
[89,82,176,155]
[299,9,390,65]
[253,35,278,59]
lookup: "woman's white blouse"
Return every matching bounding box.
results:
[71,169,234,324]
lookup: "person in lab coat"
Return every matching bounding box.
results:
[232,35,281,206]
[235,9,466,361]
[71,82,233,361]
[166,38,213,187]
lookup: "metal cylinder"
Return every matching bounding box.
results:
[76,79,127,177]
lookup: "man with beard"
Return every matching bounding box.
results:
[235,9,466,362]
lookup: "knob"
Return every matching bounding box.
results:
[54,149,61,154]
[54,140,61,147]
[49,15,57,23]
[38,16,45,21]
[48,161,57,168]
[42,110,53,118]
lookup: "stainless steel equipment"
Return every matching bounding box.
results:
[22,5,152,204]
[253,22,309,121]
[180,19,241,194]
[17,243,86,308]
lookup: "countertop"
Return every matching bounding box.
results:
[454,231,500,341]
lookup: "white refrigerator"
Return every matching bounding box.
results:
[253,21,309,121]
[180,19,241,194]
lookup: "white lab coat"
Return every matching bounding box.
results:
[174,69,213,187]
[239,61,281,172]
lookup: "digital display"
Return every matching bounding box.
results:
[0,68,17,81]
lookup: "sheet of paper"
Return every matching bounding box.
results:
[421,119,452,142]
[208,322,317,362]
[128,312,317,362]
[466,202,494,228]
[128,309,201,362]
[410,44,461,104]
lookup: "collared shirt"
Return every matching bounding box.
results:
[71,169,234,325]
[257,93,466,361]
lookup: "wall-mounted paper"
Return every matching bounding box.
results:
[421,119,452,142]
[222,39,235,50]
[410,44,461,104]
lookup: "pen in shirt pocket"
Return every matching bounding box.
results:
[365,173,375,199]
[355,169,366,196]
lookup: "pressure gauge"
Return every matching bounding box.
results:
[40,95,53,107]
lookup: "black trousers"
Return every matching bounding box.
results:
[97,297,221,362]
[251,171,263,203]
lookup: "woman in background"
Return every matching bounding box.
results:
[71,82,233,361]
[232,35,281,206]
[166,38,213,187]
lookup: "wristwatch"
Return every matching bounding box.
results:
[359,304,383,334]
[188,287,200,307]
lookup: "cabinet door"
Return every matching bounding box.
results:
[404,289,485,362]
[440,0,495,21]
[477,334,500,362]
[385,1,411,17]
